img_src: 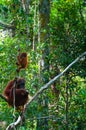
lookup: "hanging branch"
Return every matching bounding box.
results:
[33,0,37,50]
[4,51,86,129]
[20,0,31,50]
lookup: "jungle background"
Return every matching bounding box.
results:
[0,0,86,129]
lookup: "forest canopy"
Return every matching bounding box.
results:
[0,0,86,129]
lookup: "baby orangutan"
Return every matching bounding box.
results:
[16,52,28,72]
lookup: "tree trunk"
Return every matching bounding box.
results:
[36,0,50,130]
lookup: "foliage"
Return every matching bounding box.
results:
[0,0,86,129]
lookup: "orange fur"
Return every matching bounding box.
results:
[3,78,28,109]
[16,52,28,72]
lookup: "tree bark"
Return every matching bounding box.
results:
[37,0,50,129]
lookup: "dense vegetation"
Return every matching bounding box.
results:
[0,0,86,129]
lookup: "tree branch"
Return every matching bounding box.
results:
[26,52,86,105]
[0,20,14,29]
[0,94,7,102]
[5,51,86,130]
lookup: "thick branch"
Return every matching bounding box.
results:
[26,52,86,105]
[6,51,86,130]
